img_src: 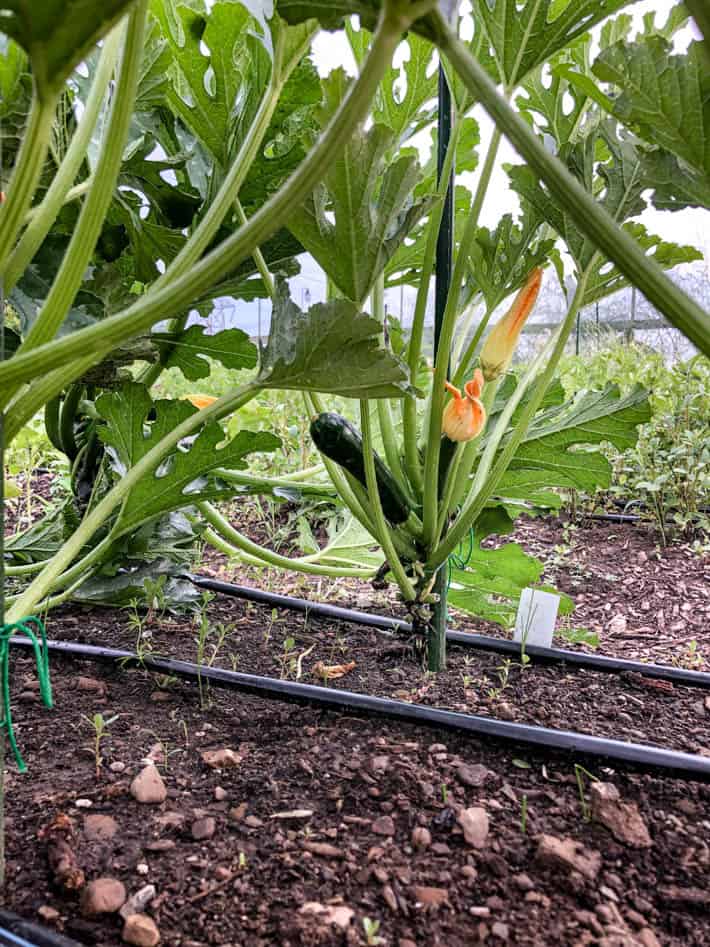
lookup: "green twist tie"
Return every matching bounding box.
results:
[447,527,476,590]
[0,618,53,773]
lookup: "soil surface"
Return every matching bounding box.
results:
[2,489,710,946]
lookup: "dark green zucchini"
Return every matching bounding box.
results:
[310,412,411,524]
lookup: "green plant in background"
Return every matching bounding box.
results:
[0,0,708,680]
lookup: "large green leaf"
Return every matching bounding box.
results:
[149,0,270,169]
[594,38,710,211]
[275,0,458,45]
[496,384,651,504]
[0,0,138,101]
[583,222,702,305]
[97,383,280,531]
[466,205,554,313]
[346,21,437,143]
[288,70,430,304]
[447,506,572,627]
[257,280,411,397]
[470,0,637,89]
[509,122,649,272]
[152,325,258,380]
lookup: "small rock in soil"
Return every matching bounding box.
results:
[639,929,662,947]
[122,913,161,946]
[413,886,450,910]
[120,885,156,920]
[536,834,601,882]
[81,877,126,916]
[37,906,60,924]
[491,921,509,940]
[302,841,342,859]
[201,748,242,769]
[456,763,489,787]
[84,814,119,841]
[299,902,354,930]
[130,765,166,805]
[590,782,652,848]
[75,799,93,809]
[658,885,710,907]
[110,761,126,773]
[411,826,431,851]
[382,884,398,912]
[229,803,247,822]
[371,815,395,836]
[191,817,216,840]
[457,807,489,849]
[75,676,107,695]
[270,809,313,820]
[244,815,263,828]
[608,614,627,635]
[214,787,227,801]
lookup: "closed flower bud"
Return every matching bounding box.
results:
[442,369,486,442]
[480,268,543,381]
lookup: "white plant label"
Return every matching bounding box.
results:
[514,588,560,649]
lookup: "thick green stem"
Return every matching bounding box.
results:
[5,26,123,291]
[6,384,258,622]
[0,8,407,394]
[428,267,591,572]
[453,304,493,388]
[402,120,462,495]
[421,126,503,547]
[214,468,334,496]
[372,274,410,497]
[3,2,148,412]
[0,94,57,270]
[436,13,710,355]
[199,502,373,578]
[360,401,415,601]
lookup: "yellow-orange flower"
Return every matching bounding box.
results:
[480,268,543,381]
[185,393,217,409]
[442,368,486,442]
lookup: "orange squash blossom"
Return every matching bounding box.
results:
[185,393,218,409]
[442,368,486,442]
[480,268,543,381]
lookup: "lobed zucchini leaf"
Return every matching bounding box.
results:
[257,280,412,398]
[151,325,258,380]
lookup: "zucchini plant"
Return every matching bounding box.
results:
[0,0,708,675]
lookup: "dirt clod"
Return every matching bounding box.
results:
[590,782,652,848]
[129,766,166,805]
[536,834,602,881]
[122,913,160,946]
[81,878,126,916]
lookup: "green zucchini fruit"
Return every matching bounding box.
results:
[310,412,411,524]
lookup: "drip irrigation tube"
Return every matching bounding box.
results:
[11,635,710,782]
[185,575,710,690]
[0,911,79,947]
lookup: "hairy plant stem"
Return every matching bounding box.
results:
[5,25,124,292]
[2,2,148,412]
[371,273,410,498]
[360,401,415,601]
[435,11,710,355]
[6,384,258,622]
[402,119,462,495]
[421,125,503,548]
[0,8,407,394]
[199,502,373,578]
[214,468,334,496]
[0,94,57,271]
[453,303,493,388]
[428,266,592,573]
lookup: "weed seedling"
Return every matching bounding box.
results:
[362,917,382,946]
[574,764,598,822]
[520,794,528,834]
[82,712,119,778]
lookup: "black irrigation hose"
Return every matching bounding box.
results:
[0,910,80,947]
[185,575,710,690]
[10,636,710,782]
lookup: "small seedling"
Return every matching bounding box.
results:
[520,794,528,834]
[362,917,382,946]
[574,763,598,822]
[441,783,448,805]
[81,712,119,778]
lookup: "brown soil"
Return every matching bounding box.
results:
[2,492,710,946]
